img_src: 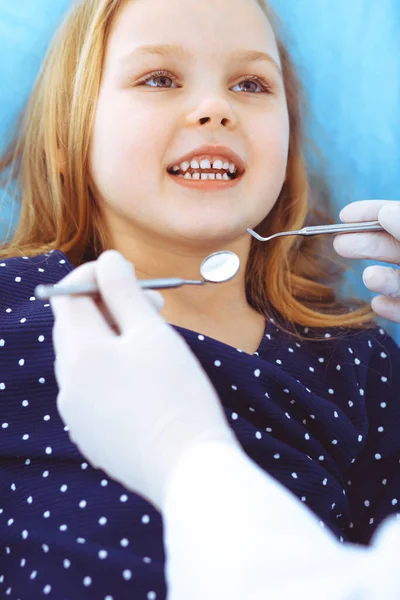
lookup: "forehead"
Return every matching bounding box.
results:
[106,0,280,67]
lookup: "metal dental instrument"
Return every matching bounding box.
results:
[35,221,383,300]
[34,250,241,300]
[247,220,384,242]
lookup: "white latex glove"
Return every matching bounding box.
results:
[164,441,400,600]
[333,200,400,323]
[50,250,237,511]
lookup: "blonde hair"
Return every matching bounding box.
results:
[0,0,375,336]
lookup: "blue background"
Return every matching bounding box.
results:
[0,0,399,342]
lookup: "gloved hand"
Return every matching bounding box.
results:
[333,200,400,323]
[50,250,238,511]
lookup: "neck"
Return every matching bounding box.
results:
[110,226,254,326]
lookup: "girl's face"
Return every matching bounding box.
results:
[89,0,289,251]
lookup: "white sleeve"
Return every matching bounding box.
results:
[163,441,400,600]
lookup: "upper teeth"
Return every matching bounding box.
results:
[171,158,238,174]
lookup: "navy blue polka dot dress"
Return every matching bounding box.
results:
[1,249,400,599]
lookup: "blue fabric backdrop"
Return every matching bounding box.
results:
[268,0,400,342]
[0,0,399,342]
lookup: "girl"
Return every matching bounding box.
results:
[0,0,399,598]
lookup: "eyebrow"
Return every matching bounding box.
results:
[121,43,282,75]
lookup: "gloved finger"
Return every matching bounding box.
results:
[371,295,400,324]
[95,250,163,336]
[49,260,97,318]
[51,256,164,314]
[339,200,400,223]
[50,260,114,355]
[363,266,400,298]
[92,289,164,335]
[378,203,400,241]
[143,290,165,313]
[333,231,400,264]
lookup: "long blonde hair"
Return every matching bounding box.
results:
[0,0,375,336]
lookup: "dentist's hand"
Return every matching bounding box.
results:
[50,250,237,511]
[333,200,400,323]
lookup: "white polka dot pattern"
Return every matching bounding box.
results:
[0,250,400,598]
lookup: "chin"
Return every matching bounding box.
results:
[176,225,245,247]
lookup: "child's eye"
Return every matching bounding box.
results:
[139,70,272,94]
[232,77,272,94]
[141,70,178,88]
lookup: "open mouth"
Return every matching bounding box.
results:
[167,167,241,181]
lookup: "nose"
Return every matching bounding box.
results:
[187,96,238,129]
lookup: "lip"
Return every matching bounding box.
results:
[166,144,246,175]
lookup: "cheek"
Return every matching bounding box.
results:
[90,93,169,187]
[249,110,290,218]
[91,113,145,175]
[256,110,290,174]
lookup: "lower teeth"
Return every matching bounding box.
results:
[179,172,232,181]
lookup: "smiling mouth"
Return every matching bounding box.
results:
[167,167,241,181]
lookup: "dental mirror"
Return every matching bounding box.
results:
[34,250,241,300]
[199,250,240,284]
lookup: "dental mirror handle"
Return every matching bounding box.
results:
[35,277,206,300]
[139,278,205,290]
